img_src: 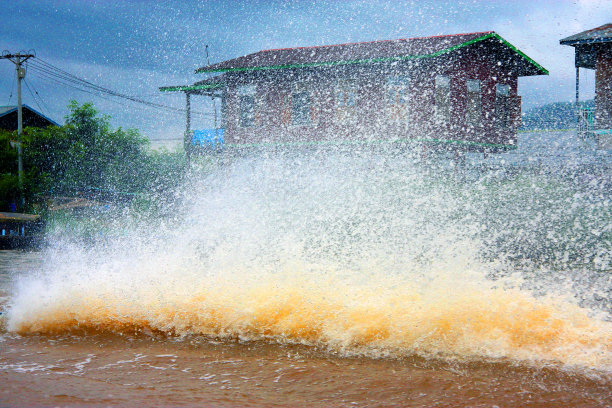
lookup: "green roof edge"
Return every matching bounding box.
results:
[489,33,549,75]
[196,32,547,76]
[159,83,224,92]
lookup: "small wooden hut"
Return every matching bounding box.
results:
[561,23,612,148]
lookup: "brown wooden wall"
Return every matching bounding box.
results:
[595,46,612,129]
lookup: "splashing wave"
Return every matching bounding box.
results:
[5,151,611,372]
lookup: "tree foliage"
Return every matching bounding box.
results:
[0,130,20,210]
[0,101,185,212]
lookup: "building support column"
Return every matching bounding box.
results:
[184,92,192,160]
[575,66,580,130]
[213,95,218,142]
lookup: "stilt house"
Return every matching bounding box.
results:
[561,23,612,147]
[163,31,548,152]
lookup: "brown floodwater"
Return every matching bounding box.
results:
[1,331,611,408]
[1,250,611,407]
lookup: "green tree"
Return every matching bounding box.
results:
[20,101,185,210]
[0,101,186,212]
[0,130,19,210]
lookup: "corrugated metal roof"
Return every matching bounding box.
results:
[560,23,612,45]
[196,31,547,76]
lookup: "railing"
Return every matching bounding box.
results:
[577,107,595,133]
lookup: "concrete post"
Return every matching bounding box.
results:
[185,92,192,159]
[575,66,580,130]
[16,57,24,195]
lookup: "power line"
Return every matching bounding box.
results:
[29,68,134,108]
[8,69,15,104]
[1,51,35,202]
[22,78,46,115]
[24,76,52,114]
[26,58,214,117]
[28,66,213,119]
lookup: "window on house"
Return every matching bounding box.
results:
[239,96,254,127]
[220,92,227,128]
[292,90,311,125]
[336,84,356,108]
[495,83,510,128]
[386,76,410,122]
[238,85,256,127]
[496,83,510,96]
[466,79,481,126]
[435,75,451,122]
[386,76,410,105]
[335,81,357,122]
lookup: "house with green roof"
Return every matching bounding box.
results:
[162,31,547,153]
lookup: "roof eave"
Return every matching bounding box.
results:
[159,83,225,92]
[560,37,612,46]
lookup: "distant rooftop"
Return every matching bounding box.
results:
[0,104,60,129]
[560,23,612,46]
[0,106,17,115]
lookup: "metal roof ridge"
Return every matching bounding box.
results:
[260,30,494,53]
[560,22,612,44]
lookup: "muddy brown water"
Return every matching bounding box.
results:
[1,250,610,407]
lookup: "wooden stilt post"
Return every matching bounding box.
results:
[575,66,580,131]
[185,92,192,161]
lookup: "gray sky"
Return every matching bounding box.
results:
[1,0,610,142]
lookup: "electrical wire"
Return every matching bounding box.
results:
[24,76,52,114]
[28,68,136,110]
[27,58,215,117]
[7,69,15,104]
[22,78,46,115]
[29,67,213,119]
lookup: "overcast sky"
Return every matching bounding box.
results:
[0,0,610,143]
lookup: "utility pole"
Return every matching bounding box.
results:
[1,52,35,207]
[575,66,580,131]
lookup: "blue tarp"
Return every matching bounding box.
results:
[193,129,224,148]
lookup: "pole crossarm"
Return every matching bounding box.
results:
[1,53,35,61]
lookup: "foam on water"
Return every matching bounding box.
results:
[5,149,611,372]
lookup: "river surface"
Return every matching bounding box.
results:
[1,151,611,407]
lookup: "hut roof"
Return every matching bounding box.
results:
[560,23,612,46]
[196,31,547,76]
[0,104,59,130]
